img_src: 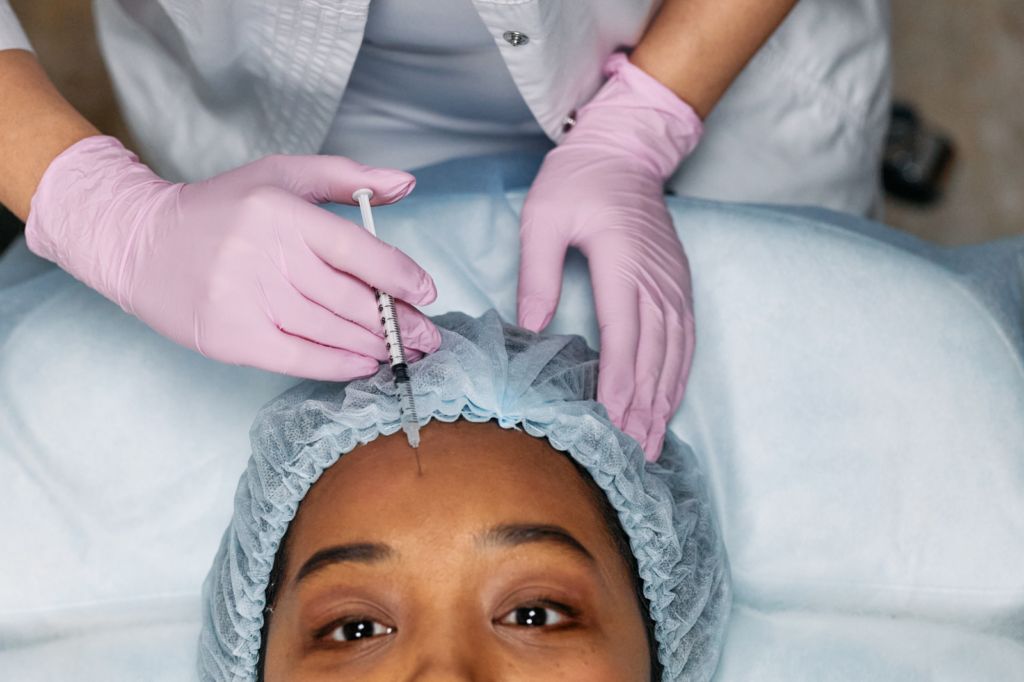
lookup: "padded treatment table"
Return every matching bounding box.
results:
[1,167,1022,679]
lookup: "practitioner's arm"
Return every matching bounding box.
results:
[517,0,798,460]
[0,49,98,221]
[631,0,799,119]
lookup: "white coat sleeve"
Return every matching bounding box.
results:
[0,1,32,52]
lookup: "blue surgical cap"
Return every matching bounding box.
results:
[198,310,730,681]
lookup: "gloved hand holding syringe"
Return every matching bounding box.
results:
[23,144,442,382]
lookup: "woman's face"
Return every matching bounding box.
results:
[264,419,651,681]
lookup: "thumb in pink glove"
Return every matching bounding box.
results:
[517,53,703,461]
[27,137,441,380]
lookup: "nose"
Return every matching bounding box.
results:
[406,643,490,681]
[403,617,495,682]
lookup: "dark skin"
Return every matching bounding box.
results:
[264,420,650,681]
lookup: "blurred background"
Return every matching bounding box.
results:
[2,0,1024,248]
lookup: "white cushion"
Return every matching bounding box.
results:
[668,203,1024,629]
[0,192,1021,657]
[713,606,1024,682]
[0,269,299,631]
[0,620,200,682]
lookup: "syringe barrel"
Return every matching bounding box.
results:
[374,288,408,368]
[393,364,419,423]
[378,294,418,428]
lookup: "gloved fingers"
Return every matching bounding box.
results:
[288,255,441,353]
[639,340,690,461]
[661,299,694,410]
[269,286,392,363]
[517,217,569,332]
[621,290,669,457]
[644,426,667,464]
[644,261,696,460]
[641,291,692,460]
[256,154,417,206]
[262,332,381,381]
[592,268,641,430]
[293,200,437,306]
[390,298,441,354]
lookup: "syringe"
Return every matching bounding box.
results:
[352,189,422,455]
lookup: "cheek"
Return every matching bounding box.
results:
[491,635,650,682]
[262,618,295,682]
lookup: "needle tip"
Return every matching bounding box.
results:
[403,421,422,475]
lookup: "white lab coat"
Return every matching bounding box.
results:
[1,0,891,215]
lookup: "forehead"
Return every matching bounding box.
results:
[289,419,605,553]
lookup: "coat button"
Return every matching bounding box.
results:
[503,31,529,46]
[561,111,577,133]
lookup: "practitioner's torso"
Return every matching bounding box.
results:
[319,0,553,170]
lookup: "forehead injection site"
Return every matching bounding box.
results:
[285,420,615,583]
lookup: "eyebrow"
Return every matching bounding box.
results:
[479,524,595,564]
[294,543,393,584]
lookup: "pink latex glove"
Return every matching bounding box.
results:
[26,136,441,380]
[517,53,703,460]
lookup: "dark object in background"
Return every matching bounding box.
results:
[0,204,25,257]
[883,103,956,205]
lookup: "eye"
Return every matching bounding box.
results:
[500,605,568,628]
[325,619,394,642]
